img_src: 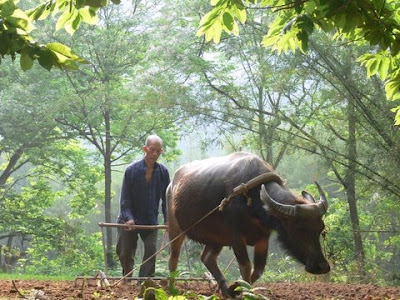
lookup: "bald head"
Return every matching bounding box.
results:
[145,134,163,147]
[143,134,163,167]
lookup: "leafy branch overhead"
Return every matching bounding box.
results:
[197,0,400,124]
[0,0,120,71]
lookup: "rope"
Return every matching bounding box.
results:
[112,172,283,287]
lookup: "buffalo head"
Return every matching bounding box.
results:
[261,182,330,274]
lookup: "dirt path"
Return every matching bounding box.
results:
[0,279,399,299]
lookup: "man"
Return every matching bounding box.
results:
[116,134,170,278]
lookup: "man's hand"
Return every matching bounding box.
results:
[125,219,135,231]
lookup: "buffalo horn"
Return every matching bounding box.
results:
[315,181,328,215]
[232,172,283,196]
[260,184,297,217]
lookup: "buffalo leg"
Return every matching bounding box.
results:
[168,228,185,290]
[231,240,252,283]
[200,245,229,295]
[251,237,269,283]
[168,230,186,273]
[167,183,185,274]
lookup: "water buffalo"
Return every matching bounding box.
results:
[167,152,330,296]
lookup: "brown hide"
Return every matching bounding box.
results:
[167,152,330,297]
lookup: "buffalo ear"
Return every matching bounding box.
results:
[301,191,315,203]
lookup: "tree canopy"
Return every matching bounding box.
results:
[197,0,400,124]
[0,0,120,70]
[2,0,400,123]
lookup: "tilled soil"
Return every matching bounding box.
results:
[1,279,400,299]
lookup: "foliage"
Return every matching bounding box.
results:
[137,277,268,300]
[0,0,121,70]
[157,1,400,284]
[49,2,183,261]
[233,280,270,300]
[18,227,104,276]
[197,0,400,124]
[0,141,104,274]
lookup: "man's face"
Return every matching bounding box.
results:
[143,141,163,164]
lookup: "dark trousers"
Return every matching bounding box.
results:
[116,228,158,278]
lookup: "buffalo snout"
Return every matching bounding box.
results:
[306,260,330,274]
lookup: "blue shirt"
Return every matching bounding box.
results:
[118,158,170,225]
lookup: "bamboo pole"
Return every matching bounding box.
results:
[98,222,167,230]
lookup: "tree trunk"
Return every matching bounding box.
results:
[0,245,3,272]
[104,105,114,268]
[0,148,23,187]
[346,95,366,280]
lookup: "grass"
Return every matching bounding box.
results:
[0,273,75,281]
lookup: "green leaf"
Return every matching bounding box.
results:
[391,39,400,56]
[9,9,34,33]
[27,4,46,21]
[37,6,51,20]
[56,9,73,31]
[372,0,385,9]
[1,0,16,16]
[88,6,98,17]
[38,49,56,71]
[150,288,169,300]
[235,279,252,289]
[367,59,379,77]
[62,9,79,35]
[392,105,400,125]
[0,32,10,55]
[199,8,220,28]
[222,11,234,31]
[79,7,98,25]
[232,5,246,23]
[211,0,225,5]
[71,14,82,31]
[304,1,316,14]
[46,42,88,66]
[76,0,86,9]
[64,22,76,35]
[231,19,239,36]
[294,2,303,13]
[378,56,390,80]
[110,0,121,3]
[20,51,34,71]
[298,14,314,34]
[46,42,75,58]
[53,0,68,15]
[212,20,222,43]
[385,75,400,100]
[85,0,107,8]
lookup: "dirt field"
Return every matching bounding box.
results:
[1,278,400,299]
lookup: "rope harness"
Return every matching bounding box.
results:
[112,172,283,287]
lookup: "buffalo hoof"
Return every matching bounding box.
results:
[226,281,242,298]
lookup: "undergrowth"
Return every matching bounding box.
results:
[0,273,74,281]
[137,271,270,300]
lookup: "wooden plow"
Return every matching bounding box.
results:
[74,222,218,287]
